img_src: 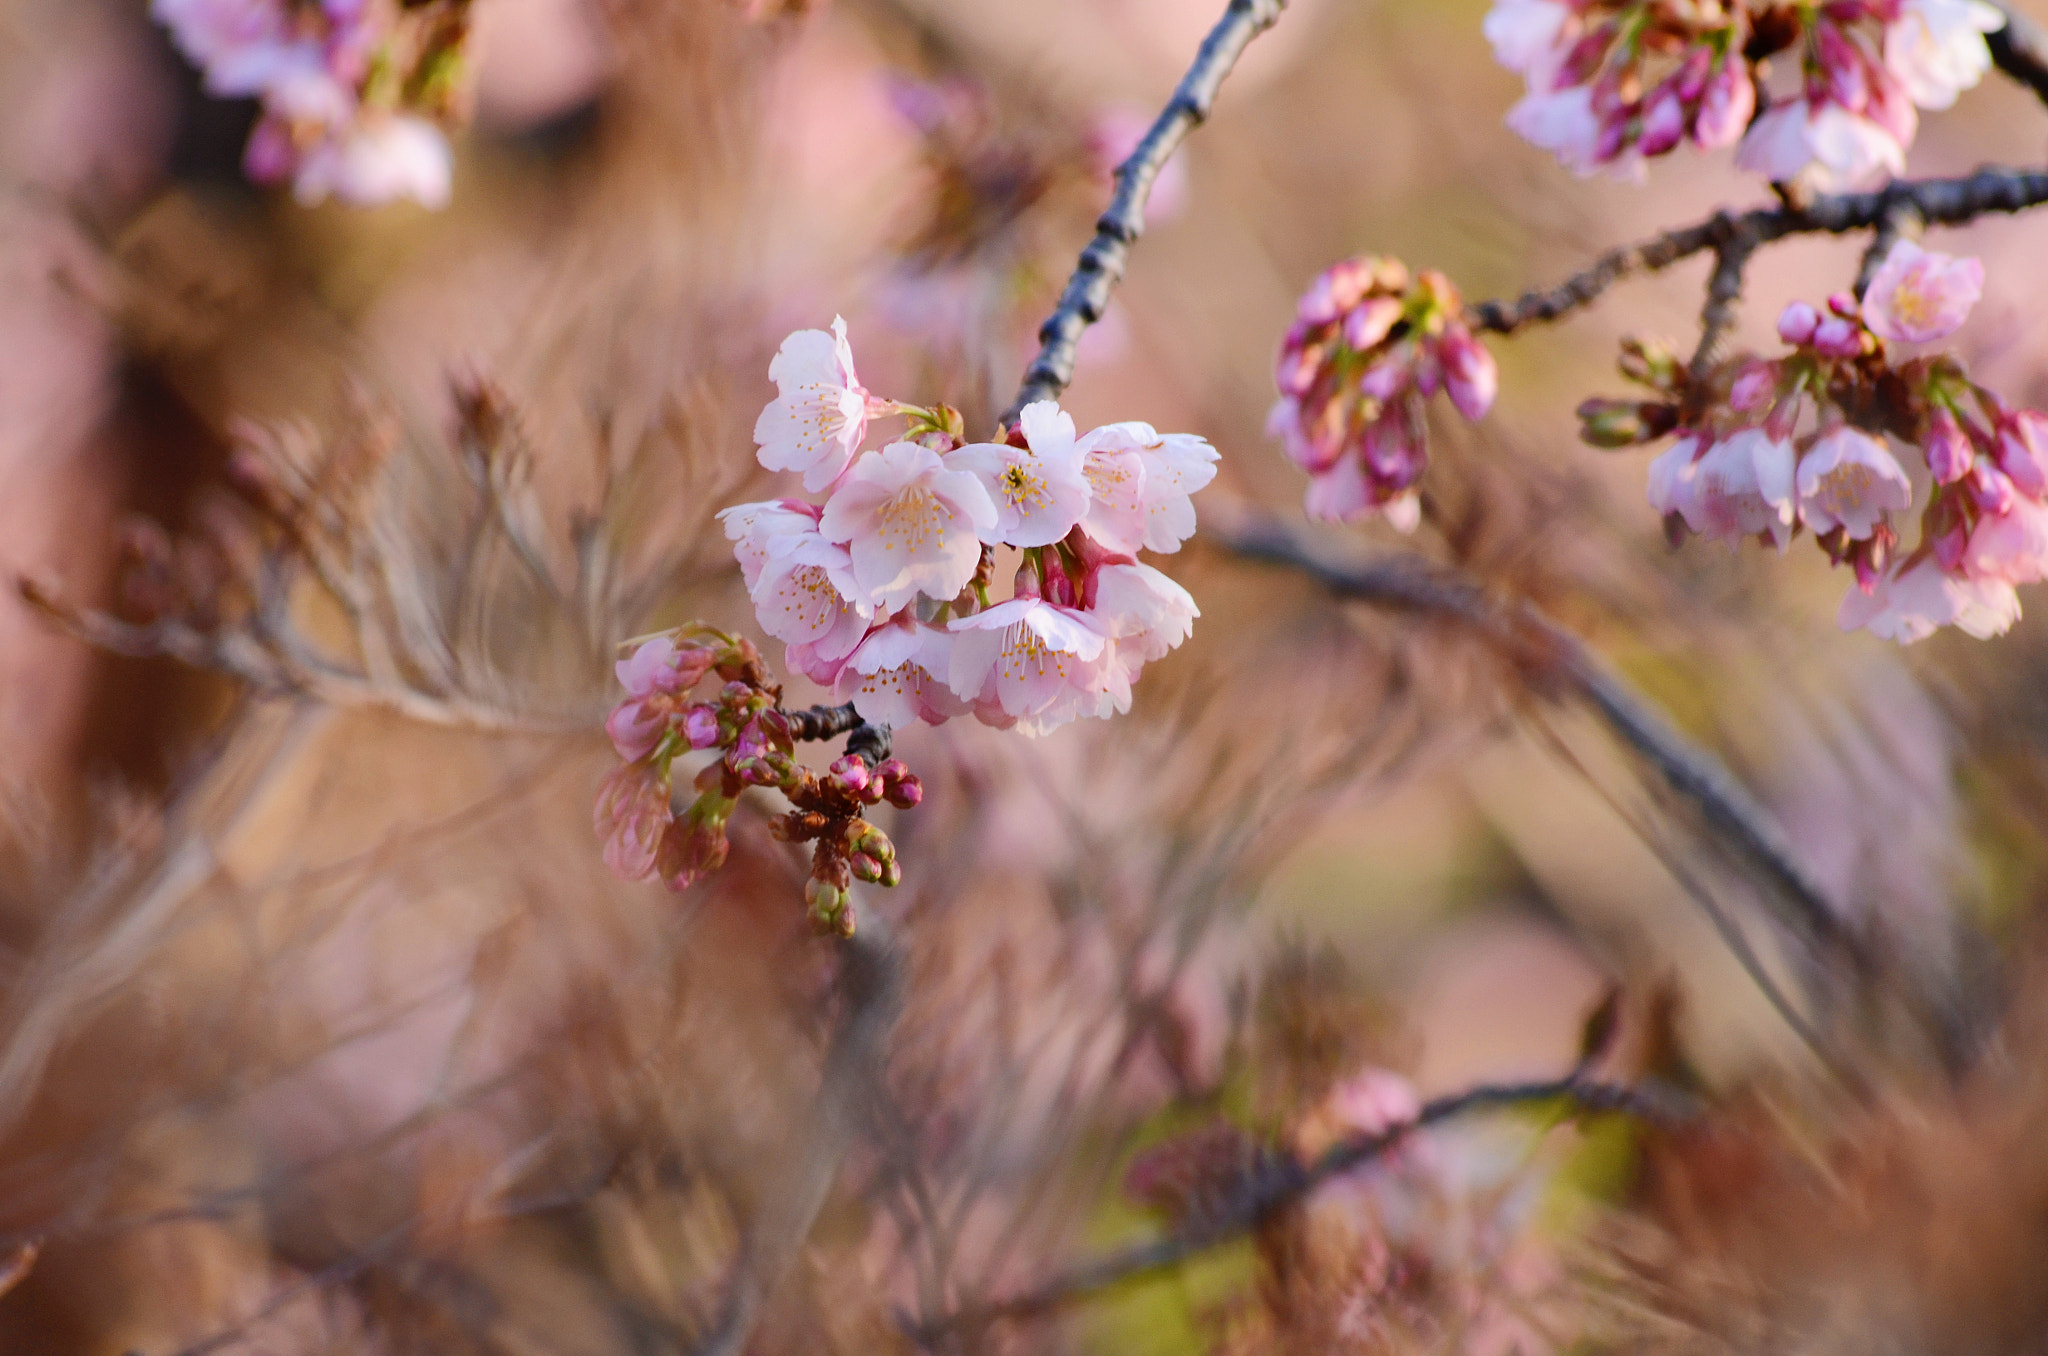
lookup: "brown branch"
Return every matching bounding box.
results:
[911,1075,1673,1341]
[1690,220,1757,376]
[1469,166,2048,338]
[1989,2,2048,109]
[1001,0,1288,427]
[1209,510,1854,965]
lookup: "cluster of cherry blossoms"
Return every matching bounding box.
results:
[723,317,1217,736]
[1591,239,2048,643]
[152,0,471,207]
[1488,0,2004,188]
[1269,258,1499,529]
[596,318,1217,930]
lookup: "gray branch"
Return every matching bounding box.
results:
[1000,0,1289,427]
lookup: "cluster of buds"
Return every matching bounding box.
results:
[151,0,474,207]
[1592,239,2048,642]
[1487,0,2004,189]
[1268,257,1498,530]
[769,755,922,935]
[595,626,924,932]
[721,317,1214,738]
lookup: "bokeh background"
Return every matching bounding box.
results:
[4,0,2048,1351]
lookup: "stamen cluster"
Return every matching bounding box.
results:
[1488,0,2004,188]
[1268,258,1498,530]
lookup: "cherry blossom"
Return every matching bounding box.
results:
[1885,0,2005,109]
[754,317,887,492]
[948,597,1120,736]
[948,401,1091,547]
[1861,241,1985,345]
[1735,98,1907,190]
[1078,422,1221,554]
[289,114,452,208]
[1839,558,2021,642]
[747,534,873,668]
[820,441,997,612]
[720,499,825,590]
[594,760,674,881]
[1797,428,1914,540]
[1482,0,1574,82]
[830,616,966,729]
[1679,430,1797,549]
[1090,562,1199,664]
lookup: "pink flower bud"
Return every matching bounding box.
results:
[1997,410,2048,496]
[1812,316,1864,358]
[1970,461,2016,516]
[1359,355,1409,403]
[829,754,871,794]
[1827,291,1861,319]
[1730,361,1778,411]
[1298,258,1377,326]
[1674,45,1714,103]
[1274,327,1324,398]
[1637,87,1687,157]
[684,704,723,749]
[594,762,674,882]
[1777,301,1821,346]
[1692,58,1755,150]
[1925,406,1974,485]
[1439,326,1498,422]
[1343,296,1404,352]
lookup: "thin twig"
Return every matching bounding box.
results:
[1989,1,2048,108]
[1854,197,1925,297]
[1211,510,1852,963]
[1469,166,2048,337]
[692,923,905,1356]
[1690,217,1757,377]
[1001,0,1289,427]
[910,1076,1672,1340]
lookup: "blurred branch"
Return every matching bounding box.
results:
[1989,2,2048,108]
[1000,0,1288,427]
[910,1075,1673,1341]
[1210,509,1855,967]
[15,576,585,735]
[1690,223,1756,376]
[694,924,905,1356]
[1468,167,2048,337]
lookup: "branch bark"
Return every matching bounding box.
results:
[1989,2,2048,108]
[1000,0,1289,427]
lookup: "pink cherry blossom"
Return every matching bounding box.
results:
[753,317,883,493]
[1646,435,1705,521]
[1089,562,1199,665]
[1796,428,1913,539]
[1077,422,1221,554]
[1885,0,2004,109]
[1964,492,2048,584]
[606,636,718,761]
[720,499,824,591]
[948,401,1090,548]
[820,441,997,612]
[594,760,673,880]
[291,114,453,208]
[947,597,1119,737]
[1839,558,2022,642]
[830,615,966,728]
[748,534,872,666]
[1861,241,1984,344]
[1482,0,1576,83]
[1997,410,2048,496]
[1506,86,1606,177]
[1678,430,1797,549]
[1736,98,1906,189]
[1075,430,1149,556]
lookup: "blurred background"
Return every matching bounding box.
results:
[4,0,2048,1351]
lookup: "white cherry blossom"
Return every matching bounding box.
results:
[1839,558,2021,642]
[748,534,872,662]
[948,401,1091,547]
[753,317,883,493]
[820,441,997,612]
[1736,99,1906,190]
[1078,422,1220,553]
[1796,428,1913,539]
[1885,0,2004,109]
[1089,563,1198,664]
[1678,430,1797,549]
[719,499,823,590]
[831,615,966,728]
[948,597,1121,736]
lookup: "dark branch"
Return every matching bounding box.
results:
[1000,0,1288,427]
[1691,219,1757,376]
[1989,2,2048,109]
[1855,197,1925,297]
[911,1076,1672,1340]
[1212,510,1854,965]
[1469,166,2048,337]
[786,703,865,743]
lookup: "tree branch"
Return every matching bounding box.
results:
[910,1075,1673,1341]
[1211,510,1854,965]
[1000,0,1288,427]
[1989,2,2048,109]
[1469,166,2048,338]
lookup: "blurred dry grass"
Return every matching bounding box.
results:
[4,0,2048,1352]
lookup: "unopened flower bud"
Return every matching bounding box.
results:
[1777,301,1820,346]
[1693,59,1755,150]
[1298,258,1378,325]
[1617,337,1681,390]
[848,851,884,883]
[1997,409,2048,496]
[883,773,923,809]
[1969,461,2016,516]
[1926,405,1974,484]
[1637,87,1687,157]
[829,754,870,795]
[1826,291,1861,320]
[1438,326,1497,422]
[684,704,722,749]
[1729,362,1777,412]
[1811,317,1865,359]
[1342,296,1404,353]
[1576,398,1654,448]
